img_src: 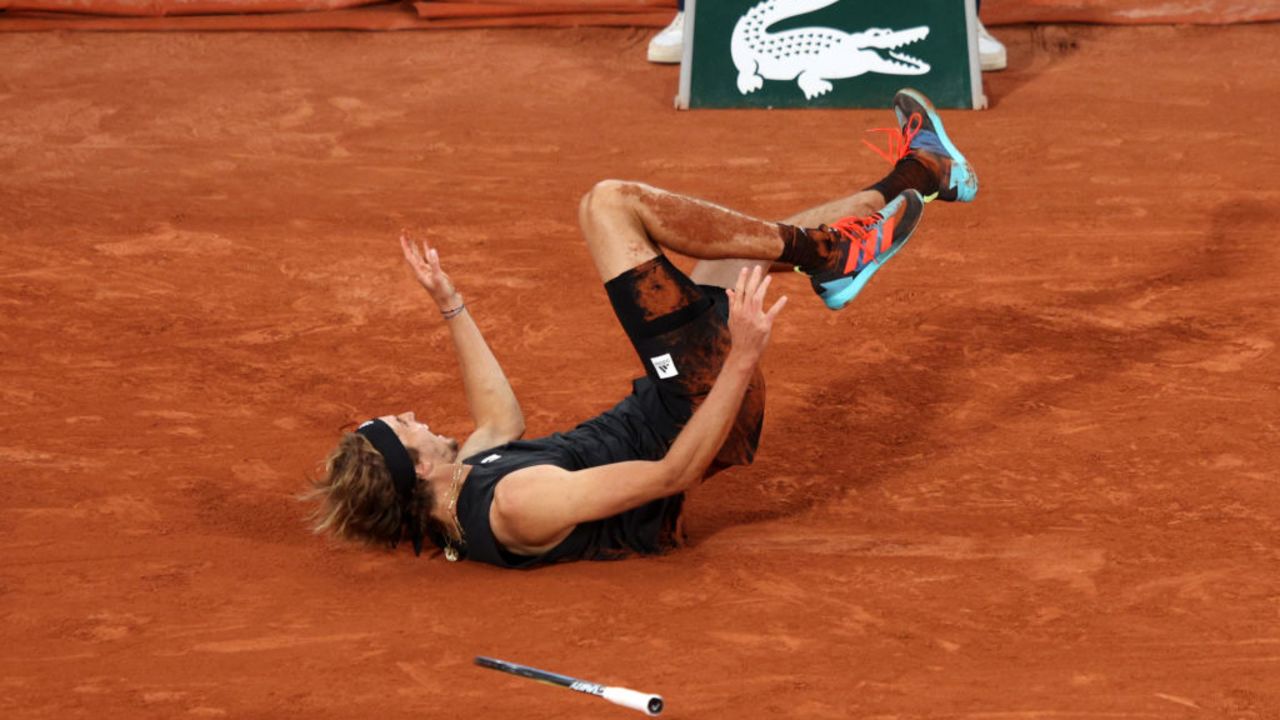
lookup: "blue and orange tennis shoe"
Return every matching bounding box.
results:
[807,189,925,311]
[891,88,978,203]
[864,88,978,203]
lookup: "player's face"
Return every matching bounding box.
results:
[379,411,458,464]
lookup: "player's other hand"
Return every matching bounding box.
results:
[725,265,786,363]
[399,230,459,310]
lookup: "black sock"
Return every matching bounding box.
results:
[777,223,838,274]
[868,156,939,202]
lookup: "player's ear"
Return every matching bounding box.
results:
[415,457,435,481]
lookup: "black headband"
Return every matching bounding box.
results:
[355,419,425,555]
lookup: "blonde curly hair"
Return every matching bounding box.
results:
[304,433,435,550]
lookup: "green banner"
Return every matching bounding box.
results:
[678,0,984,109]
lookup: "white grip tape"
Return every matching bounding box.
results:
[601,686,663,716]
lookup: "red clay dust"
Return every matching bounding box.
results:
[2,22,1279,720]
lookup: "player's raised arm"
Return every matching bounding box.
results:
[489,266,786,554]
[399,231,525,457]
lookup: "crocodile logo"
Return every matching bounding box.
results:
[732,0,931,100]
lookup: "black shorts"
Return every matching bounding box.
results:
[603,255,765,466]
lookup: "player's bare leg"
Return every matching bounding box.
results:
[692,88,979,298]
[782,189,886,228]
[577,179,793,282]
[689,189,887,288]
[578,178,923,311]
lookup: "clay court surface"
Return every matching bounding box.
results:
[2,22,1279,719]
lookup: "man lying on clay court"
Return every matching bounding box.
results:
[306,88,977,568]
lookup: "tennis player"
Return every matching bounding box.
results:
[306,88,976,567]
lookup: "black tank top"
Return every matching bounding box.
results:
[453,379,686,569]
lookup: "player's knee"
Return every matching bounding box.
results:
[578,179,635,231]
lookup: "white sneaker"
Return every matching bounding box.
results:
[647,11,684,64]
[977,20,1007,71]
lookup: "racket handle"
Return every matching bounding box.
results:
[602,686,664,716]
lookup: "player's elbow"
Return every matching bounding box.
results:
[655,457,698,494]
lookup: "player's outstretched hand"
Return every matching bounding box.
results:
[399,230,459,310]
[725,264,786,362]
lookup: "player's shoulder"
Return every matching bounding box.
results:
[493,462,567,493]
[490,463,572,526]
[489,464,574,555]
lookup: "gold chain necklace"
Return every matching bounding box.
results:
[443,463,466,562]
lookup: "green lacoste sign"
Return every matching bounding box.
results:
[677,0,986,109]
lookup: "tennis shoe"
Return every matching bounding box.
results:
[807,189,924,311]
[647,12,684,64]
[891,88,978,202]
[978,21,1008,71]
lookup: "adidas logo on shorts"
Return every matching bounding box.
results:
[650,353,679,379]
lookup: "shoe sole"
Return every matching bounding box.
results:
[820,190,925,310]
[894,88,977,203]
